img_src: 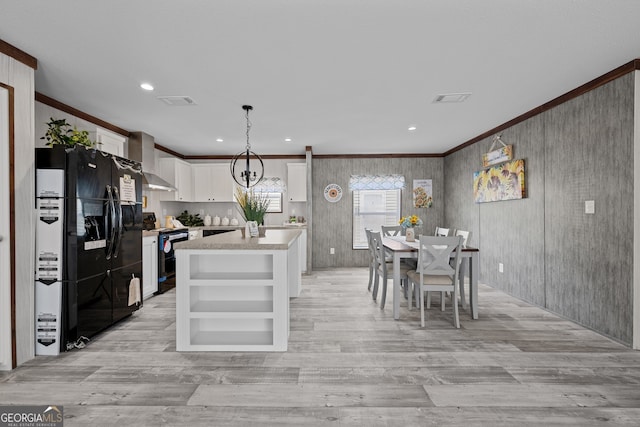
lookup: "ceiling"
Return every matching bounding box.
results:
[1,1,640,156]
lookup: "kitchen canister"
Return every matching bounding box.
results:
[221,216,230,226]
[204,214,212,226]
[230,217,239,226]
[212,215,221,226]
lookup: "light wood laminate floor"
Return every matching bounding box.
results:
[2,268,640,426]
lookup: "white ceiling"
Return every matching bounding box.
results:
[1,0,639,156]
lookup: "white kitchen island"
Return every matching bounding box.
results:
[173,229,301,352]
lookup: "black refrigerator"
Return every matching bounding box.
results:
[35,145,143,354]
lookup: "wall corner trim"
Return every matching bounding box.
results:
[633,69,640,349]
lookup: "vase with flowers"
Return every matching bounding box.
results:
[235,187,270,237]
[399,215,423,242]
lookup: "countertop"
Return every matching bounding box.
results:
[188,224,307,231]
[142,230,159,237]
[174,229,302,250]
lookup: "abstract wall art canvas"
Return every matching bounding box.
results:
[473,159,525,203]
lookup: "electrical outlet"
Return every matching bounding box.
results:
[498,263,504,273]
[199,209,205,216]
[330,247,335,255]
[227,209,232,216]
[162,209,167,216]
[585,200,595,214]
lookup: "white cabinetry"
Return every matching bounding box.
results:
[96,128,125,157]
[287,163,307,201]
[142,235,158,299]
[192,163,234,202]
[158,158,193,201]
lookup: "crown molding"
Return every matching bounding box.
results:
[0,39,37,69]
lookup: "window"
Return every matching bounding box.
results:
[260,192,283,213]
[352,189,401,249]
[253,177,285,213]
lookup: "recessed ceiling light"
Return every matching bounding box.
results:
[284,138,292,142]
[433,92,471,103]
[216,138,223,143]
[408,126,417,131]
[140,83,154,91]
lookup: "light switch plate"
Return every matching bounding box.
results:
[585,200,595,214]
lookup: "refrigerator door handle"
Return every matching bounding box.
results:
[112,186,123,258]
[106,185,116,260]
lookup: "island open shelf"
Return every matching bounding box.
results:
[190,300,274,315]
[174,229,301,352]
[190,331,274,349]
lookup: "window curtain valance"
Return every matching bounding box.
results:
[253,176,287,193]
[348,174,405,190]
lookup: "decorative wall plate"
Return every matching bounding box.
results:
[324,184,343,202]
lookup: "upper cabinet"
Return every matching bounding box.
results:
[287,163,307,201]
[95,128,124,157]
[192,163,235,202]
[158,158,193,201]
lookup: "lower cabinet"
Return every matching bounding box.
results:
[142,235,158,299]
[175,248,294,351]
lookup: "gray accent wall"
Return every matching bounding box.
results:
[544,75,634,343]
[444,73,635,345]
[446,116,546,307]
[312,157,444,268]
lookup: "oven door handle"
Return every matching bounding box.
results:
[168,232,189,241]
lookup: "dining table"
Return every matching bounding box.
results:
[382,236,480,320]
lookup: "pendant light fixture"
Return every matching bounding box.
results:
[230,105,264,188]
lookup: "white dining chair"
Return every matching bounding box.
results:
[407,235,463,328]
[454,229,471,307]
[455,230,470,248]
[430,227,452,308]
[381,225,404,237]
[370,231,410,309]
[382,224,415,294]
[434,227,450,237]
[365,229,376,292]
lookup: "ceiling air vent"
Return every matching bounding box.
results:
[433,92,471,103]
[157,96,197,106]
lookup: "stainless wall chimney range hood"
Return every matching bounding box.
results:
[142,172,177,191]
[128,131,176,191]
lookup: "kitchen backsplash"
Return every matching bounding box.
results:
[143,197,307,227]
[144,157,308,228]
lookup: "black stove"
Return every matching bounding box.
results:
[156,228,189,293]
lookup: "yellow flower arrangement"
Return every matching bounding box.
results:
[399,215,423,228]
